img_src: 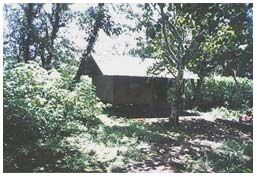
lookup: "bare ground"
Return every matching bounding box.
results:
[99,112,253,173]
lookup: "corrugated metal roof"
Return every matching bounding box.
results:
[92,53,198,79]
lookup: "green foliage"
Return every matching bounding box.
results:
[77,4,122,37]
[3,62,102,171]
[4,3,253,172]
[56,63,78,89]
[210,107,243,121]
[184,76,252,110]
[3,62,144,172]
[185,140,253,172]
[199,140,253,173]
[4,62,101,138]
[4,4,75,67]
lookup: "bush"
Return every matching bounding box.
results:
[4,62,147,172]
[204,140,252,172]
[210,107,246,121]
[3,62,102,166]
[185,140,253,172]
[184,76,252,110]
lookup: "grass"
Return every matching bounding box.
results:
[185,140,253,173]
[64,111,253,173]
[4,109,253,173]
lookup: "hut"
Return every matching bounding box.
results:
[84,53,198,116]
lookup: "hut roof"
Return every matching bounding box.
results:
[91,53,199,79]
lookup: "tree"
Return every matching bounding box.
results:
[126,3,195,125]
[179,3,238,107]
[157,4,188,125]
[74,3,121,82]
[38,3,71,68]
[4,3,73,68]
[21,4,39,62]
[127,3,253,115]
[4,4,42,63]
[183,4,253,106]
[218,4,253,79]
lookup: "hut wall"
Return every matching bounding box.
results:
[111,76,170,106]
[152,78,169,105]
[112,76,153,105]
[151,79,170,113]
[92,75,113,103]
[93,75,170,111]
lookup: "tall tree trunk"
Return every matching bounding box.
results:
[74,53,89,82]
[190,79,196,106]
[40,48,46,67]
[170,59,184,126]
[74,3,105,82]
[46,3,62,66]
[194,76,203,108]
[159,3,185,126]
[23,4,34,63]
[231,69,240,108]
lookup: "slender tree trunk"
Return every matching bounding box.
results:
[190,79,196,106]
[169,60,184,126]
[231,69,240,108]
[194,76,203,108]
[74,54,88,82]
[40,49,46,67]
[45,4,62,66]
[46,48,53,66]
[158,3,185,126]
[23,4,34,63]
[74,3,105,82]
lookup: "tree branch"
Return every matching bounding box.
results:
[166,20,184,53]
[159,4,179,64]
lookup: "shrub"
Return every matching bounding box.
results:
[4,62,146,172]
[185,140,253,172]
[184,76,252,110]
[203,140,252,172]
[210,107,243,121]
[3,62,102,155]
[56,63,78,90]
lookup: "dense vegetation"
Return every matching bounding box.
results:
[3,63,253,172]
[126,3,252,124]
[184,76,252,110]
[4,62,100,171]
[3,3,253,173]
[3,62,148,172]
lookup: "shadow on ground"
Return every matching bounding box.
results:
[103,105,200,118]
[103,105,169,118]
[111,118,253,172]
[4,113,253,172]
[3,145,78,172]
